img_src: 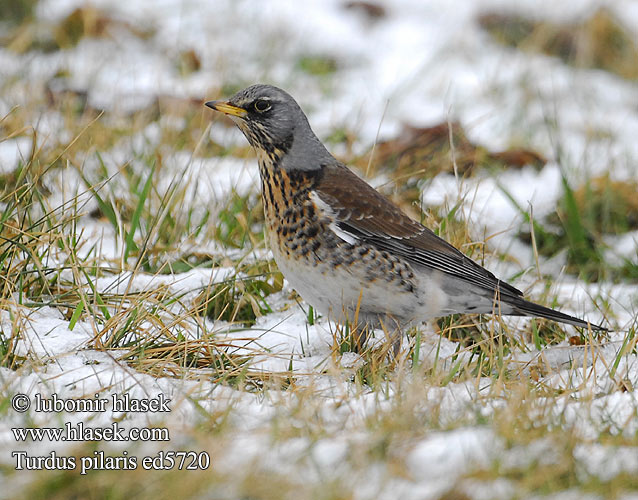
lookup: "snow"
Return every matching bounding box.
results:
[0,138,33,174]
[407,427,500,486]
[1,0,637,496]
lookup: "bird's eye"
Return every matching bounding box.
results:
[253,98,271,113]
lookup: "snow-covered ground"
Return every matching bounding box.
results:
[1,0,637,498]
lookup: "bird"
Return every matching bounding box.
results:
[204,84,605,344]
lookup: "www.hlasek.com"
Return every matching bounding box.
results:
[11,392,210,474]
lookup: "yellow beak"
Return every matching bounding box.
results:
[204,100,247,118]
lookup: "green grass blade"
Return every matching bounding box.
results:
[68,300,85,331]
[124,162,155,262]
[559,173,590,264]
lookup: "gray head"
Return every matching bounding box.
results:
[205,84,334,172]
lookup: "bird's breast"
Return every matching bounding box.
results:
[257,163,425,323]
[259,163,323,263]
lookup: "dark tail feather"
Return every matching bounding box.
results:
[509,296,607,331]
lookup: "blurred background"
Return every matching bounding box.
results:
[2,0,637,285]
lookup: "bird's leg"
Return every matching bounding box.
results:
[379,316,403,358]
[352,322,371,353]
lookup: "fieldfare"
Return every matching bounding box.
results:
[205,84,605,339]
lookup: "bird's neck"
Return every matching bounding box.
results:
[251,120,335,190]
[257,154,324,188]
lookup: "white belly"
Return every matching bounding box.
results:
[271,241,449,327]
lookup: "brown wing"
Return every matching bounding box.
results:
[315,163,524,298]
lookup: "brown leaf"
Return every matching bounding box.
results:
[342,1,387,20]
[356,121,546,202]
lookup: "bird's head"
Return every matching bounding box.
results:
[205,84,333,172]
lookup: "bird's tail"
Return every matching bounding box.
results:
[509,296,606,331]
